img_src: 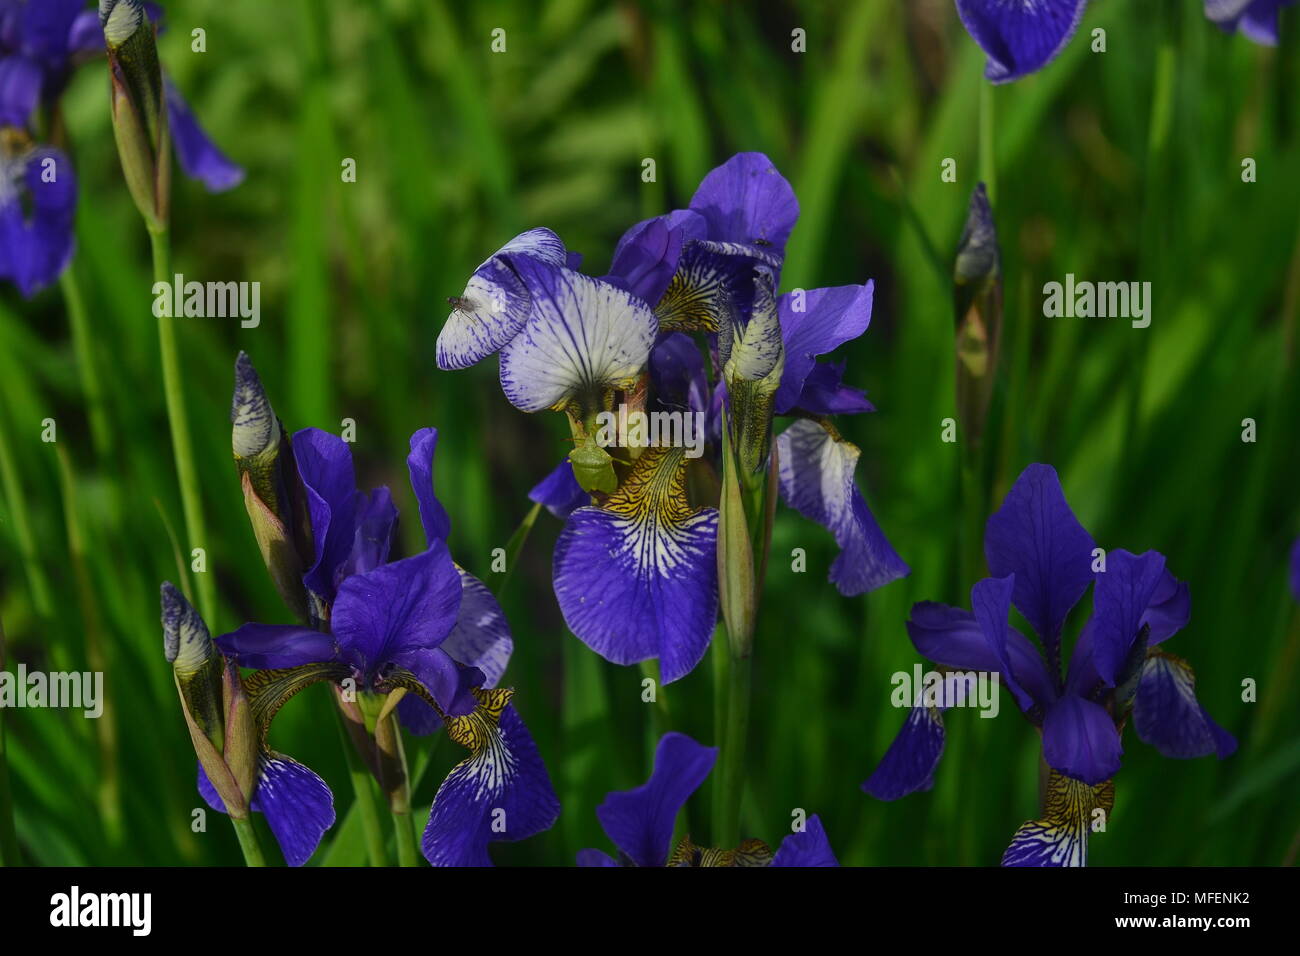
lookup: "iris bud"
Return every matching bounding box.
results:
[231,353,312,622]
[954,183,1002,456]
[161,583,257,817]
[100,0,170,232]
[723,272,784,481]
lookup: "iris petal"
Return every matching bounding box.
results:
[595,732,716,868]
[771,814,840,867]
[688,152,799,253]
[528,458,587,520]
[0,55,41,126]
[1041,693,1122,784]
[198,754,334,867]
[422,691,560,866]
[970,574,1038,713]
[776,418,908,596]
[653,238,781,334]
[330,543,463,675]
[1133,652,1237,760]
[498,260,657,414]
[906,600,1056,712]
[436,228,568,370]
[216,623,337,669]
[1087,549,1167,687]
[955,0,1088,83]
[293,427,360,603]
[164,75,245,192]
[441,569,513,688]
[984,463,1094,652]
[605,214,688,305]
[553,448,719,684]
[861,705,945,800]
[774,282,873,414]
[1001,770,1113,867]
[0,147,77,297]
[406,426,452,544]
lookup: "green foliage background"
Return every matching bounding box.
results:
[0,0,1296,866]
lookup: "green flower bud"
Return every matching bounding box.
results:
[717,419,756,659]
[231,353,311,622]
[724,273,784,481]
[161,583,256,817]
[100,0,170,232]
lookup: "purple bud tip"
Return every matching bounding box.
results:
[955,182,1000,283]
[160,582,212,668]
[232,351,276,458]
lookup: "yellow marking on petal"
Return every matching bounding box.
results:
[444,686,513,753]
[668,834,774,867]
[604,446,692,524]
[1006,770,1114,866]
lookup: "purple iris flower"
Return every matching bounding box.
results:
[447,153,907,683]
[955,0,1088,83]
[863,464,1236,866]
[219,425,512,713]
[217,424,559,866]
[577,732,838,867]
[0,143,76,296]
[1206,0,1297,44]
[0,0,240,295]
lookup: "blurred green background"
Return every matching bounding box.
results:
[0,0,1296,866]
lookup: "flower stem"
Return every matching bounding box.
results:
[714,640,752,849]
[332,707,387,866]
[148,226,217,629]
[60,265,114,459]
[391,807,419,867]
[978,81,996,204]
[374,707,419,866]
[229,815,267,867]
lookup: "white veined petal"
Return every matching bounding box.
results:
[499,261,658,413]
[436,228,567,370]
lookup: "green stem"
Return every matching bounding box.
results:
[0,408,54,625]
[979,81,995,204]
[377,710,419,866]
[60,265,113,460]
[0,616,19,866]
[149,226,217,629]
[709,625,730,835]
[229,815,267,867]
[392,808,419,867]
[333,708,387,866]
[639,659,670,769]
[714,643,752,849]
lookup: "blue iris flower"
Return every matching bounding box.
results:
[863,463,1236,866]
[215,423,559,866]
[436,153,908,685]
[578,732,838,868]
[0,0,240,296]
